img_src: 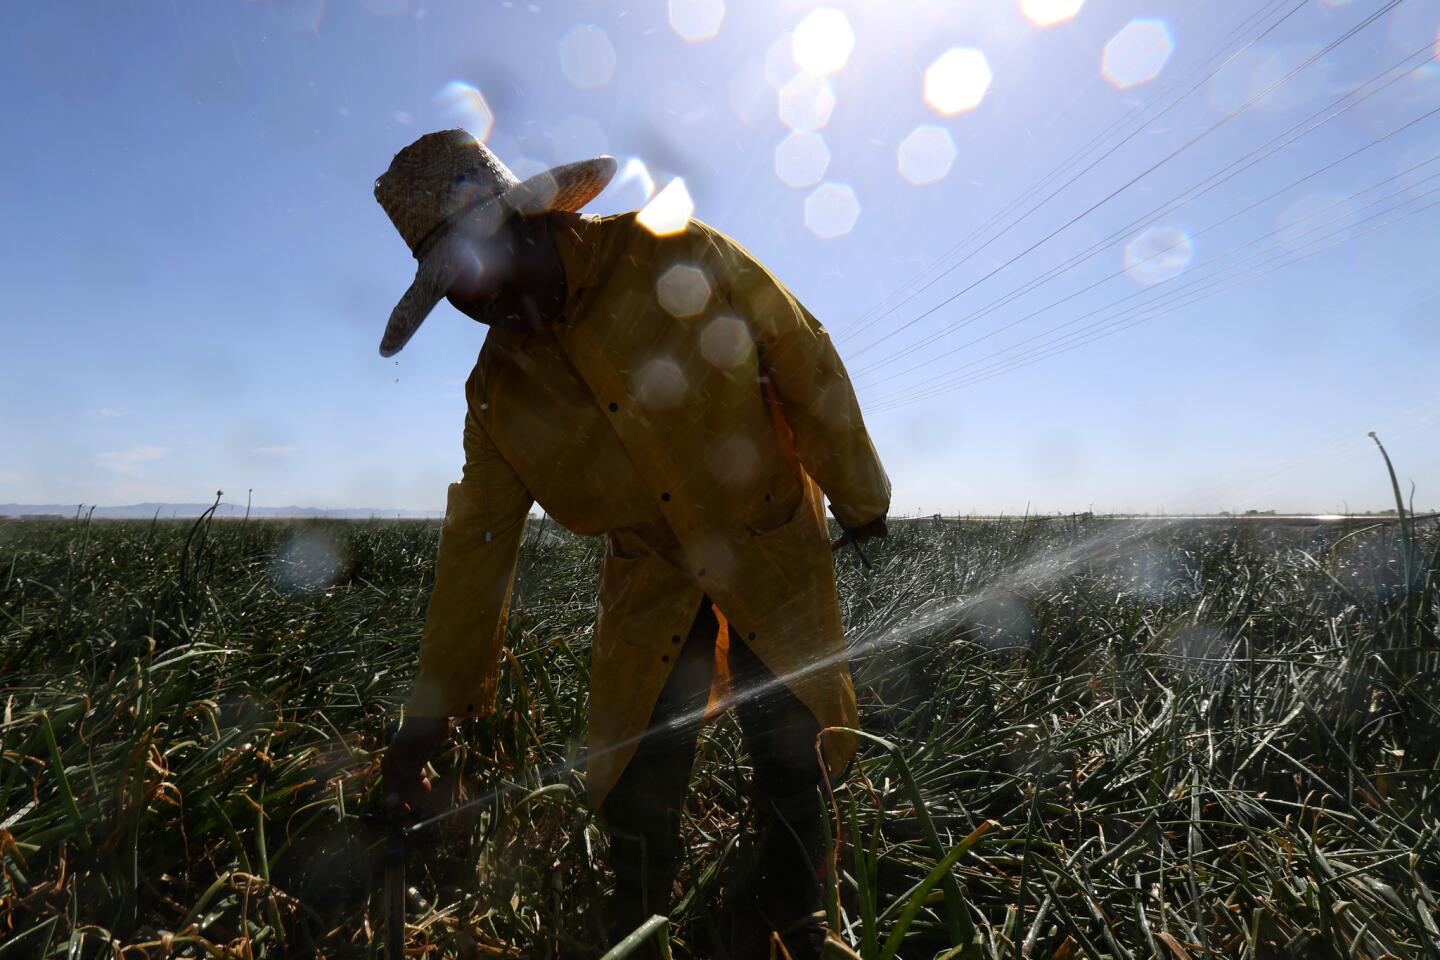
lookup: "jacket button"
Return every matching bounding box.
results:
[608,402,619,412]
[697,568,706,577]
[765,492,772,501]
[660,491,671,501]
[661,654,670,662]
[671,634,681,644]
[747,632,755,641]
[466,703,474,712]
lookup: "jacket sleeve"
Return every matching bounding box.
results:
[708,225,891,529]
[407,383,534,718]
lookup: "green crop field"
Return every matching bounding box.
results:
[1,509,1436,959]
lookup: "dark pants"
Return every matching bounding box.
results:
[598,595,831,959]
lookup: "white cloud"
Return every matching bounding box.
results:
[0,471,19,484]
[252,445,296,457]
[95,445,167,476]
[99,408,123,418]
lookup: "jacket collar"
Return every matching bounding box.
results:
[481,213,610,355]
[550,212,611,319]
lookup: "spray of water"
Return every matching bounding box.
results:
[406,518,1187,834]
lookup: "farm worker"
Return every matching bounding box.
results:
[376,129,890,959]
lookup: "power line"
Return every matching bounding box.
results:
[867,177,1440,408]
[852,40,1440,379]
[863,162,1440,401]
[877,197,1440,406]
[865,180,1440,412]
[841,0,1402,363]
[853,69,1440,389]
[853,41,1437,378]
[833,0,1303,341]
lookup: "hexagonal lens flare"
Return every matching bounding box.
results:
[778,73,836,131]
[656,264,712,316]
[804,182,860,239]
[1102,19,1173,89]
[669,0,726,43]
[923,48,992,116]
[791,7,854,76]
[701,315,755,368]
[897,125,957,185]
[633,358,689,410]
[559,25,618,89]
[774,131,831,188]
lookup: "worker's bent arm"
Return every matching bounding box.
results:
[707,224,892,529]
[407,397,534,719]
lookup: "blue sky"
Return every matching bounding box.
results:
[2,0,1438,514]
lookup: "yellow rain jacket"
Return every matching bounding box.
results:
[408,210,891,811]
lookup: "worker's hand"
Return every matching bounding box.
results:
[382,716,449,816]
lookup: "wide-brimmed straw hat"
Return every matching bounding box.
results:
[373,129,616,357]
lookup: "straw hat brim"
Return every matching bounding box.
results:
[379,155,617,357]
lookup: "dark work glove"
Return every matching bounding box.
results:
[841,514,888,544]
[829,508,888,556]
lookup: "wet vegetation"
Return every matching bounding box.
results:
[1,506,1436,958]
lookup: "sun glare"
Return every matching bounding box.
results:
[1021,0,1083,28]
[924,48,992,116]
[637,178,695,236]
[791,7,854,76]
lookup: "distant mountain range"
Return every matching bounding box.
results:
[0,502,444,520]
